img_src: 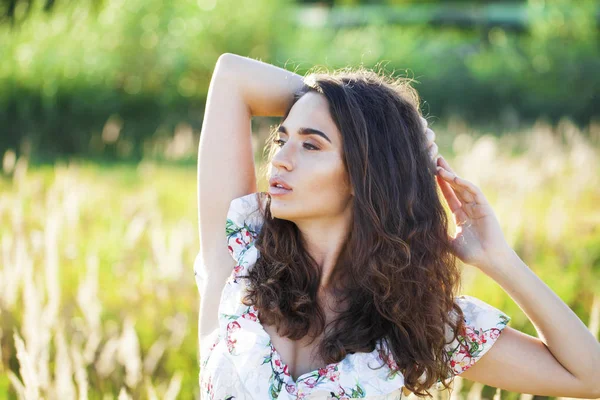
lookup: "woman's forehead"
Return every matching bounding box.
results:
[284,92,340,144]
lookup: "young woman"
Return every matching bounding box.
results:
[194,53,600,399]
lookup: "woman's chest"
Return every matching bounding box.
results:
[262,294,341,382]
[262,323,327,381]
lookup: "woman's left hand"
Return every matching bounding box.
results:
[435,156,513,274]
[420,117,439,164]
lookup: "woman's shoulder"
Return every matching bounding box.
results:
[226,192,268,232]
[226,191,269,263]
[451,295,511,327]
[443,294,511,376]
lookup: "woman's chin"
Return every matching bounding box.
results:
[268,204,294,221]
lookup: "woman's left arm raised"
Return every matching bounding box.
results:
[436,156,600,399]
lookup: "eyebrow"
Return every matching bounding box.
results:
[277,125,332,144]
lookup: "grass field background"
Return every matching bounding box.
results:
[1,117,599,399]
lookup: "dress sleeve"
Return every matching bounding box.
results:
[225,192,267,263]
[444,295,511,376]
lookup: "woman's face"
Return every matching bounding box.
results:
[268,92,354,222]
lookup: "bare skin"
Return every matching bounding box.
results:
[263,91,357,380]
[268,91,354,291]
[196,53,434,383]
[262,288,344,381]
[198,53,600,397]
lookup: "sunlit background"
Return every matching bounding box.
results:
[1,0,599,398]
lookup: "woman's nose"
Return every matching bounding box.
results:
[271,146,293,171]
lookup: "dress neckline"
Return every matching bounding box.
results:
[253,305,343,386]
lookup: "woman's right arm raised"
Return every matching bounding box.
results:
[196,53,304,337]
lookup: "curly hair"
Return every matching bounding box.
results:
[241,66,466,397]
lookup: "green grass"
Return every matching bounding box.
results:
[0,119,599,399]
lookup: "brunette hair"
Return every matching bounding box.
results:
[242,66,466,397]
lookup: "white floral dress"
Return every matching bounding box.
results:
[194,192,511,400]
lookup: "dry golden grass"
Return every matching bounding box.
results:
[0,117,598,399]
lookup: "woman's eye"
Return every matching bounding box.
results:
[272,138,318,151]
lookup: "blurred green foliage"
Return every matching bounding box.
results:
[1,0,286,159]
[1,0,599,160]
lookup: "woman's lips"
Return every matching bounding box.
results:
[268,186,293,196]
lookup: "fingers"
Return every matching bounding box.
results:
[425,128,436,145]
[436,174,462,213]
[421,116,437,163]
[420,116,428,133]
[437,155,455,175]
[428,142,439,163]
[436,166,487,205]
[436,166,475,203]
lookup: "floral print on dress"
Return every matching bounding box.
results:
[377,344,402,381]
[262,342,289,399]
[444,295,511,376]
[200,332,220,369]
[225,194,263,253]
[197,192,511,399]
